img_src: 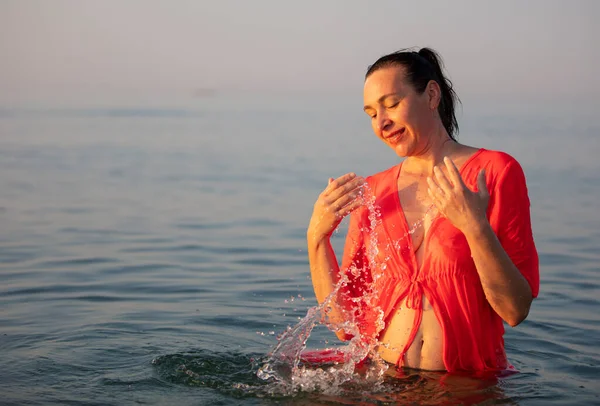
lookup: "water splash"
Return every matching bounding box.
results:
[257,185,438,395]
[152,350,507,404]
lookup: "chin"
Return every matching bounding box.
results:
[393,144,409,158]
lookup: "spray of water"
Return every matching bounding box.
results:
[257,183,437,395]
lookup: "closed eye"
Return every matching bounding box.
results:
[364,108,377,119]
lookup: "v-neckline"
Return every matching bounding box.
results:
[392,148,486,274]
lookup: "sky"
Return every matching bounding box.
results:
[1,0,598,109]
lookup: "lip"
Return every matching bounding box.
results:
[384,128,405,141]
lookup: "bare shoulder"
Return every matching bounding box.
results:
[454,143,480,155]
[453,144,525,178]
[450,143,482,166]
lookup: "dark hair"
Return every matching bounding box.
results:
[365,47,460,140]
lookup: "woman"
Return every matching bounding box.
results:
[307,48,539,372]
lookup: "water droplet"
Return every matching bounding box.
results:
[257,188,436,393]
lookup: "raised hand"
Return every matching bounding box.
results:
[308,173,366,242]
[426,156,489,234]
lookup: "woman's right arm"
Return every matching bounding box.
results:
[307,173,366,340]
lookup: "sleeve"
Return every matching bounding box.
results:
[487,159,540,298]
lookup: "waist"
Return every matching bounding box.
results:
[376,299,445,371]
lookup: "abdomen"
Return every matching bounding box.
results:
[376,295,445,371]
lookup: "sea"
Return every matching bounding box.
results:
[1,95,599,405]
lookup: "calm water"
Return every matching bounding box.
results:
[1,103,599,405]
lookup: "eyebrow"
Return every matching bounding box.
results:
[363,93,401,112]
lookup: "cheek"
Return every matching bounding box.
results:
[408,104,432,131]
[393,102,420,128]
[371,120,384,138]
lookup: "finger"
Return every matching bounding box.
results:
[477,169,488,198]
[433,165,453,194]
[328,177,366,201]
[426,176,444,197]
[324,172,356,194]
[427,185,444,211]
[331,188,363,210]
[443,156,466,190]
[337,199,364,217]
[322,177,337,199]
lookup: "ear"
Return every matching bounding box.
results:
[426,80,441,110]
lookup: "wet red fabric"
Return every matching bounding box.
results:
[300,349,346,364]
[337,149,539,372]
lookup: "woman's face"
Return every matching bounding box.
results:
[363,66,438,158]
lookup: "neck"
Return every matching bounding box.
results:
[404,127,457,175]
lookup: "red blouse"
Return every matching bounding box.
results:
[337,149,539,372]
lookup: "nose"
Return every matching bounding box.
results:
[376,111,392,132]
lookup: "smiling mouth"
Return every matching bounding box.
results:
[384,128,405,141]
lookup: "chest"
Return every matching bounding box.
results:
[396,176,435,257]
[369,174,476,273]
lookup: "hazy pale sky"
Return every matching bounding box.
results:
[1,0,598,107]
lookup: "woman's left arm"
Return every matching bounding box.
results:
[427,157,534,327]
[461,218,533,326]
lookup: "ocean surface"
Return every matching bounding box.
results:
[1,101,599,405]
